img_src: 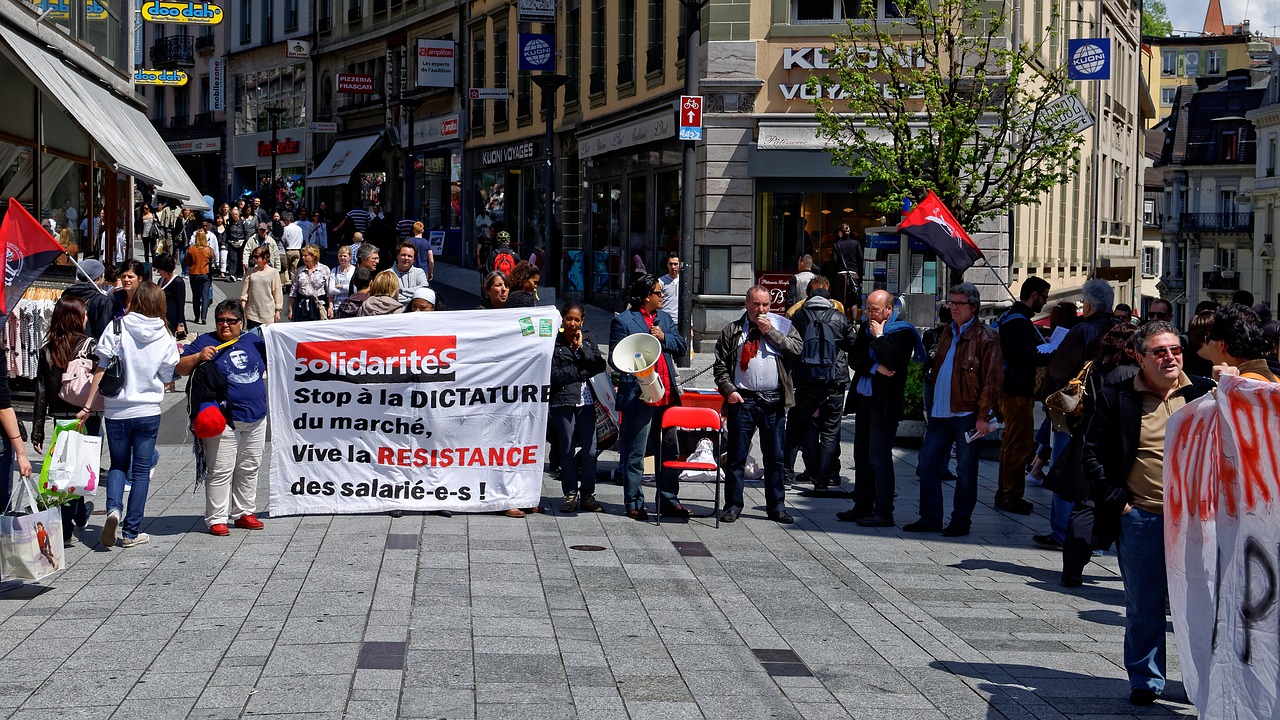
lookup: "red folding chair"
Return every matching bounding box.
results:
[656,406,725,528]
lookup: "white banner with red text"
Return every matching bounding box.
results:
[1165,374,1280,720]
[264,307,560,515]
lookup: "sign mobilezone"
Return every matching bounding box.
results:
[1165,375,1280,720]
[264,308,560,515]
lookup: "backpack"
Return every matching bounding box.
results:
[493,248,516,276]
[795,306,843,386]
[58,338,102,411]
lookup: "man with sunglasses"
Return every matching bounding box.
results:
[1081,321,1213,706]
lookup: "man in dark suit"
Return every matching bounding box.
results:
[608,274,688,520]
[1082,321,1213,706]
[838,289,924,526]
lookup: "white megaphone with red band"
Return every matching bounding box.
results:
[611,333,665,404]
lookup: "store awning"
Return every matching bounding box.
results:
[307,135,381,188]
[0,26,210,211]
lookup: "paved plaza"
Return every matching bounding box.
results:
[0,431,1197,720]
[0,264,1198,719]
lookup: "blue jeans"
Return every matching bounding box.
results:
[917,414,979,528]
[853,401,900,517]
[724,395,787,514]
[617,397,679,511]
[105,415,161,539]
[1115,507,1167,694]
[1048,429,1072,542]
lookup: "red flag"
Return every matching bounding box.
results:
[0,198,67,314]
[897,191,985,274]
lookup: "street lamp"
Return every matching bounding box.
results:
[676,0,708,365]
[532,73,569,270]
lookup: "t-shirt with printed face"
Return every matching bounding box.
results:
[182,332,269,423]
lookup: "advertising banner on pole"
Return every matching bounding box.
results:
[1165,374,1280,720]
[264,308,561,516]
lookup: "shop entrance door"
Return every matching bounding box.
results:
[626,174,650,277]
[588,179,624,304]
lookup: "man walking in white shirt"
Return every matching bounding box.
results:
[659,252,681,326]
[281,212,304,286]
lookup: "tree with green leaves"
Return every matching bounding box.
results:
[1142,0,1174,37]
[810,0,1085,233]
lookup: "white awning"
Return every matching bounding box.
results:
[0,26,210,211]
[307,135,381,188]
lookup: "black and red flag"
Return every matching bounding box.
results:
[897,191,984,274]
[0,198,67,314]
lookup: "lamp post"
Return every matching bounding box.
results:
[264,106,287,205]
[676,0,708,366]
[532,73,569,277]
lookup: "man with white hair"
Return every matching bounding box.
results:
[1033,278,1118,552]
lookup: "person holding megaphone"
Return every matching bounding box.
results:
[609,274,688,521]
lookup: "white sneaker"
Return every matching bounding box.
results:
[121,533,150,548]
[100,509,119,548]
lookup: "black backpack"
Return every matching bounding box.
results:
[795,306,842,385]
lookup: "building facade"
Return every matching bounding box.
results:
[225,0,315,201]
[1246,53,1280,312]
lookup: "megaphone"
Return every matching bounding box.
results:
[611,333,666,404]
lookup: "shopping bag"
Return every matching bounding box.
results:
[0,476,64,581]
[589,373,619,422]
[38,420,84,508]
[46,428,102,497]
[678,438,719,482]
[593,400,619,451]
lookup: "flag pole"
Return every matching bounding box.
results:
[978,256,1019,304]
[63,254,109,296]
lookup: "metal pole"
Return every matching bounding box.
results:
[532,74,569,284]
[677,0,706,366]
[404,106,414,221]
[270,112,279,208]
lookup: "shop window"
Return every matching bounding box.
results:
[755,189,880,273]
[493,28,509,128]
[517,74,532,121]
[41,155,88,247]
[588,180,623,299]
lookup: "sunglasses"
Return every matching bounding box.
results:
[1143,344,1182,359]
[1148,312,1171,320]
[216,317,242,325]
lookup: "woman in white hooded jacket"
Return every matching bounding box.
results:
[78,282,180,549]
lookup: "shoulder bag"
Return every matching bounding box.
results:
[1044,360,1093,434]
[98,319,126,398]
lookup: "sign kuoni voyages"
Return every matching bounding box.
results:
[263,308,560,515]
[141,0,224,24]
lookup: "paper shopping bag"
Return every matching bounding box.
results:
[47,428,102,497]
[0,477,64,581]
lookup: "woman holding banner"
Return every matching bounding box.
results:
[550,302,606,513]
[479,271,509,309]
[176,301,268,537]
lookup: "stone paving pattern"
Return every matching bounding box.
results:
[0,436,1198,719]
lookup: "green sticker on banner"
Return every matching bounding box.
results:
[539,319,553,337]
[519,317,536,336]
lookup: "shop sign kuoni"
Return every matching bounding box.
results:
[263,308,560,515]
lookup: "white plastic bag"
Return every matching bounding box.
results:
[46,429,102,497]
[679,438,718,482]
[744,454,763,480]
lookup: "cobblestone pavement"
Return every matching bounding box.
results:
[0,434,1196,720]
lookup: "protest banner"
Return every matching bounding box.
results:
[264,307,560,515]
[1165,374,1280,720]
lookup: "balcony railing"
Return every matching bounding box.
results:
[193,111,213,126]
[150,37,195,68]
[194,34,215,53]
[1179,212,1254,233]
[1203,270,1241,292]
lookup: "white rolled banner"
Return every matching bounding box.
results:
[263,307,561,516]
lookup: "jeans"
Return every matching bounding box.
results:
[617,397,679,511]
[996,395,1035,504]
[105,414,161,539]
[853,401,901,517]
[784,385,845,484]
[724,395,787,514]
[1116,507,1168,694]
[917,414,979,529]
[202,417,266,526]
[189,273,210,322]
[1048,429,1073,542]
[549,405,597,498]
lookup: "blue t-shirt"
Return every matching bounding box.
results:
[411,236,433,273]
[182,332,268,423]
